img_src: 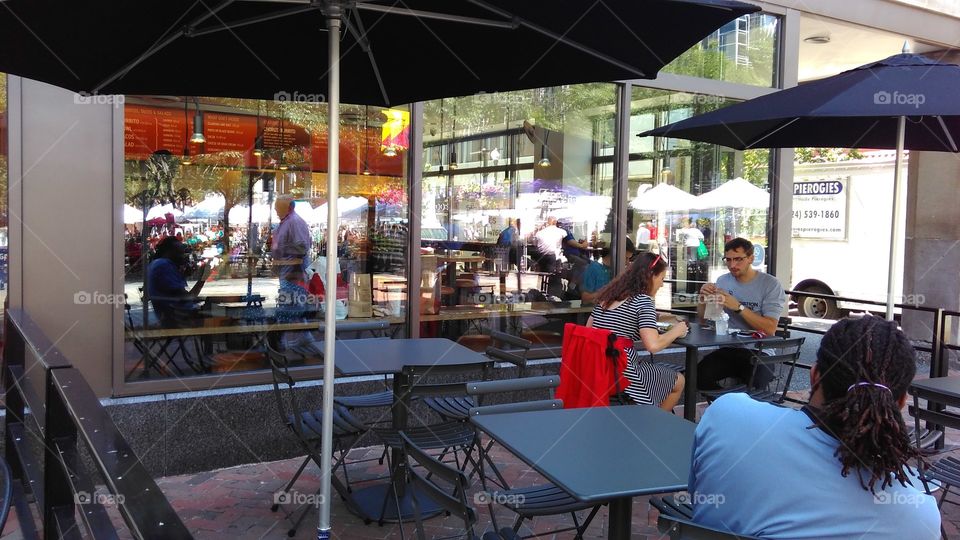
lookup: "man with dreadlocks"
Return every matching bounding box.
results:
[687,316,939,539]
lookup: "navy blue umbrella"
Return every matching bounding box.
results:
[640,51,960,320]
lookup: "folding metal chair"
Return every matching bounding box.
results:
[908,382,960,540]
[425,331,532,422]
[401,433,519,540]
[701,337,806,405]
[265,341,371,537]
[467,376,603,540]
[657,514,760,540]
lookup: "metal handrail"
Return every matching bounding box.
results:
[2,307,190,539]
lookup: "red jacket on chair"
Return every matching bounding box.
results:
[555,323,631,408]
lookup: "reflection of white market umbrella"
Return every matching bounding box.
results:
[145,204,183,221]
[315,196,368,221]
[695,177,769,210]
[630,183,698,212]
[229,203,277,224]
[184,194,226,219]
[123,204,142,224]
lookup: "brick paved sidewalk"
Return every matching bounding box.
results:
[3,403,960,539]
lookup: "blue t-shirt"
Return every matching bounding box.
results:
[581,260,611,293]
[689,393,940,540]
[561,230,583,259]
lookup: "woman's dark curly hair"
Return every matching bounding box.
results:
[811,315,923,493]
[594,252,667,308]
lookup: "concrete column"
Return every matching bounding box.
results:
[9,79,117,396]
[902,151,960,345]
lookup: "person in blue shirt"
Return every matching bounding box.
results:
[146,236,210,326]
[689,316,940,539]
[581,247,612,304]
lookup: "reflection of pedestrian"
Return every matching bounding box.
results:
[676,218,704,261]
[147,237,211,327]
[636,222,651,251]
[497,219,519,268]
[273,198,313,330]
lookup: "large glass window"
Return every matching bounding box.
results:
[420,84,618,354]
[0,74,6,316]
[630,87,771,308]
[122,98,408,381]
[662,13,781,87]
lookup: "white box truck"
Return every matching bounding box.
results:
[790,152,906,319]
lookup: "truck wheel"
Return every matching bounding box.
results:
[798,286,842,320]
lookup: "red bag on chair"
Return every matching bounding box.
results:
[555,323,631,408]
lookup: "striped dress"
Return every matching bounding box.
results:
[590,295,678,406]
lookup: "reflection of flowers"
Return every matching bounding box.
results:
[375,186,406,206]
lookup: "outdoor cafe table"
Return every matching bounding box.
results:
[331,338,492,522]
[674,323,786,421]
[471,405,695,540]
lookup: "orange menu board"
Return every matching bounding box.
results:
[124,104,402,176]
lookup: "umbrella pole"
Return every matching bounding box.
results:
[318,5,342,538]
[886,116,906,321]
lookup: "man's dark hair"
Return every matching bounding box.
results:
[811,315,923,493]
[723,237,754,255]
[155,236,182,258]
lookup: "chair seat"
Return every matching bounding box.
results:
[334,390,395,409]
[424,396,476,421]
[289,406,367,440]
[650,494,694,519]
[495,484,599,516]
[927,456,960,487]
[376,421,476,450]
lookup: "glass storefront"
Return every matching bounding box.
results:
[629,87,771,308]
[419,85,618,352]
[122,98,409,380]
[0,74,6,317]
[663,13,781,87]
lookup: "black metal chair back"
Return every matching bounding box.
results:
[401,432,478,540]
[746,337,805,404]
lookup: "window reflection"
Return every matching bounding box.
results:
[630,87,771,309]
[123,98,408,381]
[420,85,618,353]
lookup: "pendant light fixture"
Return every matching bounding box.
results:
[362,105,372,175]
[537,129,551,168]
[190,97,206,144]
[181,97,192,165]
[278,105,288,171]
[448,99,458,170]
[253,101,264,157]
[438,99,445,174]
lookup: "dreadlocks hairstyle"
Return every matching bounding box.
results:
[594,252,668,309]
[811,315,922,493]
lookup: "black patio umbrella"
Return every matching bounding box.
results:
[0,0,758,535]
[640,51,960,321]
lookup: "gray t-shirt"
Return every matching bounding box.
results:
[716,271,785,331]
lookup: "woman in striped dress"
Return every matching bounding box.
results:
[587,252,688,411]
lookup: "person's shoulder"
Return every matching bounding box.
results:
[715,272,734,287]
[755,271,784,291]
[700,393,787,427]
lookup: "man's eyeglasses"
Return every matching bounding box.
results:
[722,256,750,264]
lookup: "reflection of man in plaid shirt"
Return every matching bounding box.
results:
[273,198,312,324]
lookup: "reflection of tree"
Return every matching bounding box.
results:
[185,152,248,277]
[663,15,778,87]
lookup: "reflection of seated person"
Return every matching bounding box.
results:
[581,248,612,303]
[533,217,567,298]
[560,220,590,291]
[496,219,520,268]
[146,237,211,327]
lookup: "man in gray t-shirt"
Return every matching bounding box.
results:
[695,237,786,390]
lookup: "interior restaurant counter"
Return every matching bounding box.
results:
[421,301,594,322]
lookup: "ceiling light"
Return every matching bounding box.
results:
[803,34,830,45]
[181,146,192,166]
[190,100,206,144]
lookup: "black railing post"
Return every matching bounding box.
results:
[43,369,78,540]
[3,312,25,482]
[931,308,944,379]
